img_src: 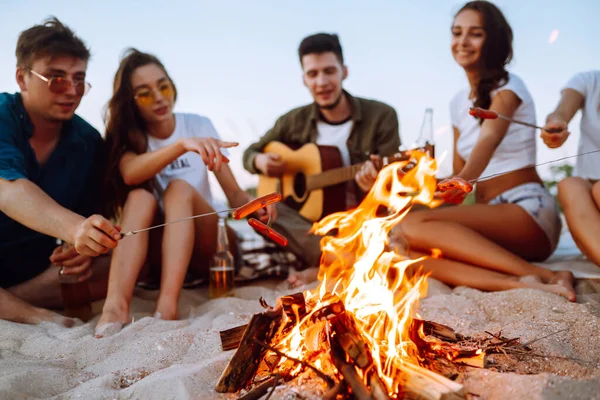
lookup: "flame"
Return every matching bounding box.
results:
[274,151,443,394]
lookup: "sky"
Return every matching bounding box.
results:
[1,0,598,202]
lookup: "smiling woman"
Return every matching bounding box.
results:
[392,1,577,302]
[95,48,276,338]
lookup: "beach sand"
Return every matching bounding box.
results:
[1,233,599,400]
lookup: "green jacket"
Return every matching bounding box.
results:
[242,91,401,176]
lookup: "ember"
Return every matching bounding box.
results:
[217,152,486,399]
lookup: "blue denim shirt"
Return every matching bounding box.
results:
[0,92,104,286]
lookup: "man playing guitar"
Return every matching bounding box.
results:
[242,33,401,276]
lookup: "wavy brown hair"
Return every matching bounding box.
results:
[455,1,513,124]
[102,48,178,218]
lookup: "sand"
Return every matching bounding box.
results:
[1,232,599,400]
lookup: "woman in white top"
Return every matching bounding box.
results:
[541,70,600,267]
[95,49,275,336]
[393,1,575,301]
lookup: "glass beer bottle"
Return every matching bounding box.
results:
[209,216,235,298]
[415,107,435,158]
[56,240,93,322]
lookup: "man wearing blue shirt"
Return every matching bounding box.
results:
[0,18,120,325]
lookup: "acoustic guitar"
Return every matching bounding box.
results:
[256,141,430,221]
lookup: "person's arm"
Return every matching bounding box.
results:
[0,126,119,256]
[452,126,466,175]
[0,178,119,255]
[457,90,520,181]
[242,116,287,175]
[541,89,584,149]
[374,106,401,157]
[120,137,237,186]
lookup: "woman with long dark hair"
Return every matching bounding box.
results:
[392,1,576,300]
[95,49,273,337]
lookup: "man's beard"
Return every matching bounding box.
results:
[318,90,343,111]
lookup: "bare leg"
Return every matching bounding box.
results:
[559,177,600,266]
[95,189,158,337]
[154,180,197,320]
[396,203,575,301]
[406,250,573,299]
[0,288,75,327]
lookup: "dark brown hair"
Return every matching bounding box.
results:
[455,1,513,123]
[298,33,344,65]
[102,48,178,218]
[16,17,90,67]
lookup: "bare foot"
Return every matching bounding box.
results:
[0,288,75,327]
[154,298,178,320]
[287,267,320,289]
[27,308,76,327]
[95,303,130,338]
[519,275,576,302]
[549,270,576,302]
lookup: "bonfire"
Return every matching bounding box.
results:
[215,152,522,400]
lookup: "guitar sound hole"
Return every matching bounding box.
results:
[293,173,307,199]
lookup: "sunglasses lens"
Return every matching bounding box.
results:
[74,81,88,96]
[135,92,154,106]
[160,84,174,99]
[49,77,69,94]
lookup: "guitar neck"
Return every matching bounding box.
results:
[306,163,364,191]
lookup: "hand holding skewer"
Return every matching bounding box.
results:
[540,120,570,149]
[436,177,473,205]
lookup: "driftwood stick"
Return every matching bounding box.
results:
[330,338,372,400]
[236,377,277,400]
[216,308,284,393]
[251,338,336,388]
[369,371,391,400]
[399,362,464,400]
[330,310,372,369]
[264,374,279,400]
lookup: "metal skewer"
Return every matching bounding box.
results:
[120,209,236,238]
[468,149,600,184]
[469,107,563,133]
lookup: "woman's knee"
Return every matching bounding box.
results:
[163,179,195,205]
[124,189,158,214]
[393,211,427,243]
[557,177,590,209]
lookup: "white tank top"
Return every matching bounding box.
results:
[450,73,537,180]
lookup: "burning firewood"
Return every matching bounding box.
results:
[219,293,307,352]
[215,305,285,393]
[215,153,477,399]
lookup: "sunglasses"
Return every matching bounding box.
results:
[28,69,91,96]
[133,82,175,107]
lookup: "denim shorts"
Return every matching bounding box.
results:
[488,182,562,251]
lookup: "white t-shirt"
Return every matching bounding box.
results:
[450,73,537,181]
[316,119,353,166]
[564,70,600,179]
[316,118,356,207]
[146,113,227,208]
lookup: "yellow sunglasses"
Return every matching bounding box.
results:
[133,82,174,107]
